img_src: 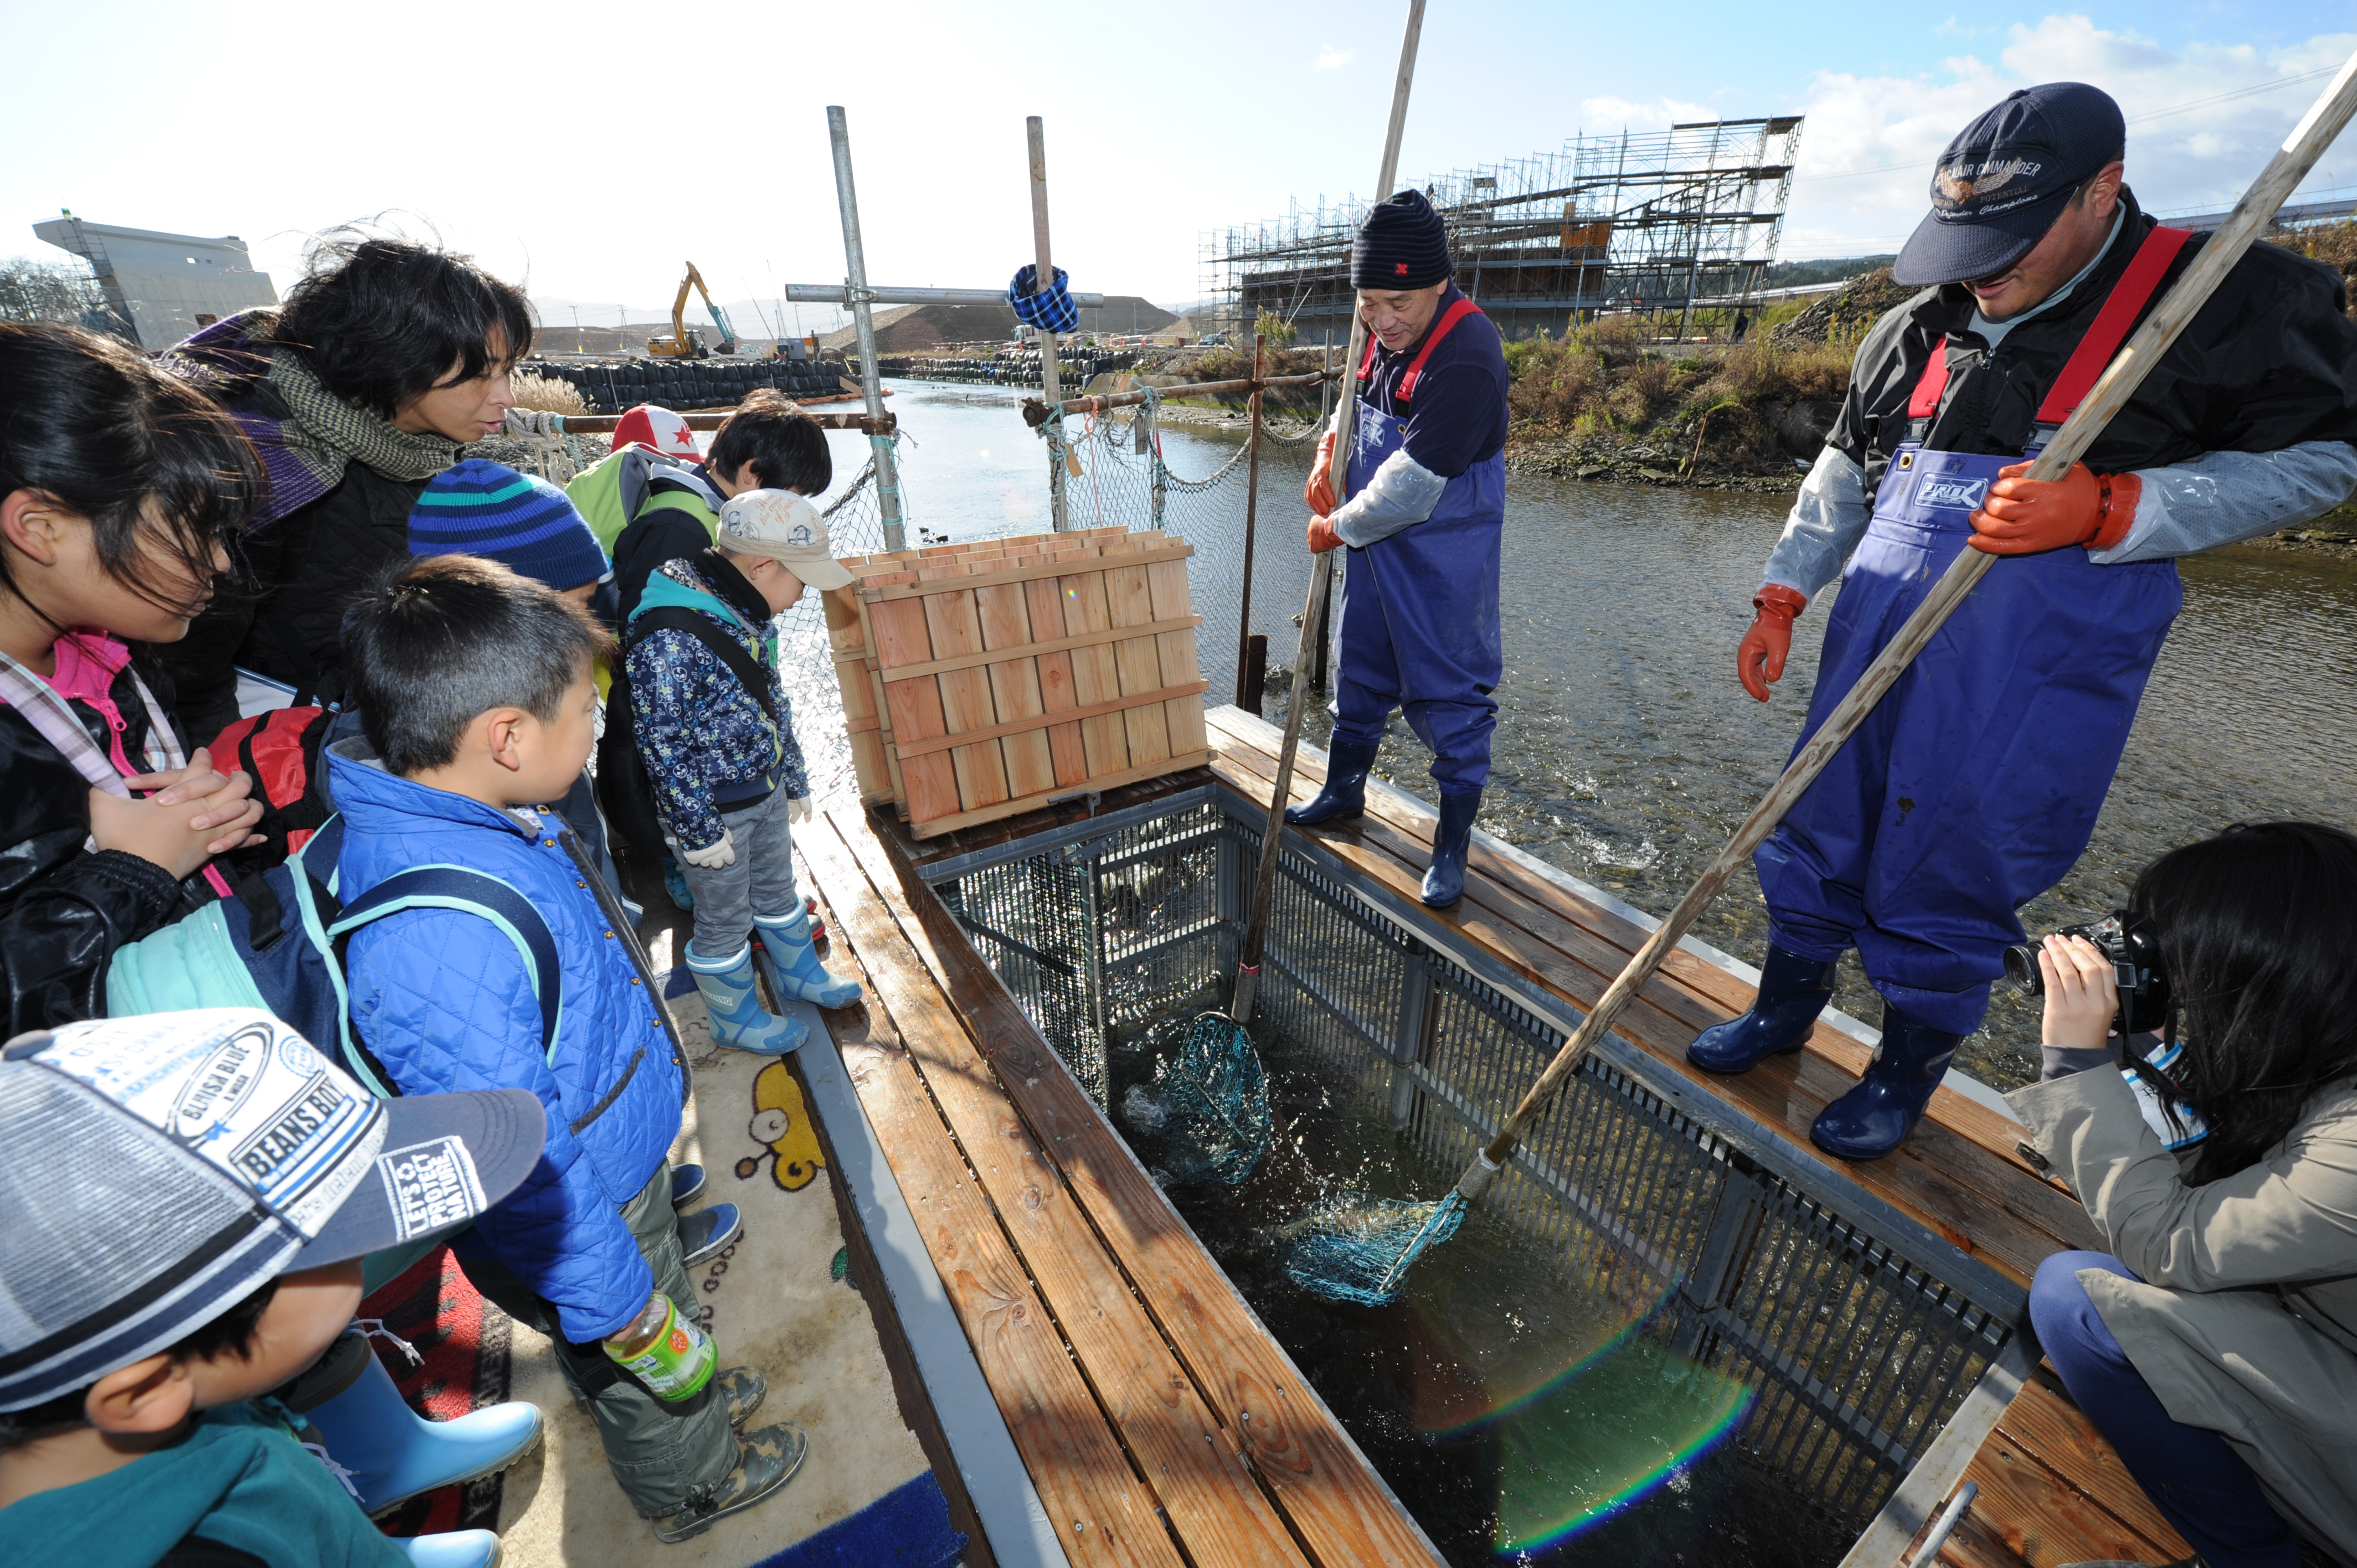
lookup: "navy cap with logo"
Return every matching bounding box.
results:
[0,1009,545,1412]
[1893,82,2128,287]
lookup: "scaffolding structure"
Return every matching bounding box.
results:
[1206,117,1804,342]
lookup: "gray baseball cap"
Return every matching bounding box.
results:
[0,1009,545,1412]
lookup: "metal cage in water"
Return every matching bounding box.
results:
[925,783,2022,1541]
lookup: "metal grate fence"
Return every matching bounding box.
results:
[930,790,2013,1538]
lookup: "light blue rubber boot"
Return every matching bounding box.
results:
[753,909,862,1009]
[394,1531,503,1567]
[688,943,809,1054]
[302,1350,542,1516]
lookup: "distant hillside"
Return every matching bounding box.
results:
[1764,255,1897,289]
[817,295,1177,352]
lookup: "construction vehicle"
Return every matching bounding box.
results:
[647,262,739,358]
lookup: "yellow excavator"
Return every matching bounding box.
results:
[646,262,739,358]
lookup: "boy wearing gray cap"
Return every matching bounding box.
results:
[0,1008,549,1568]
[625,489,862,1054]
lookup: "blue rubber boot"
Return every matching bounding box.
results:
[688,943,809,1055]
[393,1531,503,1567]
[754,909,862,1009]
[661,854,694,911]
[1286,740,1381,826]
[1421,789,1481,908]
[1687,945,1844,1074]
[1810,1003,1966,1161]
[302,1350,542,1517]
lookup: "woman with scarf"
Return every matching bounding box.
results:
[159,234,533,744]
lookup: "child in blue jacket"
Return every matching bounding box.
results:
[625,489,860,1053]
[332,555,807,1544]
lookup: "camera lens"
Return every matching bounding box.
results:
[2002,942,2045,996]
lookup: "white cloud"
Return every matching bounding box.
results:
[1578,94,1717,130]
[1777,20,2357,257]
[1314,45,1350,70]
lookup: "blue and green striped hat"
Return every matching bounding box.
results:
[407,460,611,592]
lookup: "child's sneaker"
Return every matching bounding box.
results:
[677,1203,742,1270]
[651,1423,809,1543]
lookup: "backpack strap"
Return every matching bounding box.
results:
[625,607,779,724]
[330,867,566,1061]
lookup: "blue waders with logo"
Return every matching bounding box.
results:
[1324,298,1507,905]
[1697,226,2190,1158]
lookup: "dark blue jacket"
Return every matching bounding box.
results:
[328,743,685,1342]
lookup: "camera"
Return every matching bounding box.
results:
[2003,910,2171,1035]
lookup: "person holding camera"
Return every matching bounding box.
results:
[2011,822,2357,1568]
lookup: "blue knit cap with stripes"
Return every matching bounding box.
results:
[406,459,611,592]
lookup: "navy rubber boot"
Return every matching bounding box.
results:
[1687,945,1843,1075]
[1421,790,1481,909]
[1811,1003,1967,1161]
[1286,740,1381,826]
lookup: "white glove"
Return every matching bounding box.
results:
[679,830,737,869]
[786,795,812,825]
[503,409,563,437]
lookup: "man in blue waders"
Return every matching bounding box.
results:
[1695,82,2357,1160]
[1289,189,1511,909]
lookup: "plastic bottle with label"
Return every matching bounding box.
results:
[602,1290,716,1401]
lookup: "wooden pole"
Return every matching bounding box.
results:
[1233,0,1427,1022]
[1236,331,1266,702]
[1027,115,1069,531]
[1439,45,2357,1206]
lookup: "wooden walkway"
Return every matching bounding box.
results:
[796,792,1445,1568]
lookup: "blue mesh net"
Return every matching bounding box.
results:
[1279,1191,1468,1307]
[1144,1013,1271,1187]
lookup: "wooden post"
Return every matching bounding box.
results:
[1235,331,1265,702]
[1027,115,1069,532]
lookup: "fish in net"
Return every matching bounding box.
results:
[1279,1192,1468,1307]
[1137,1013,1272,1187]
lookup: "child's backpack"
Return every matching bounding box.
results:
[104,815,560,1098]
[600,607,780,856]
[204,704,339,870]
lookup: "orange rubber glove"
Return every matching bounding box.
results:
[1304,430,1337,515]
[1969,461,2139,555]
[1307,514,1344,554]
[1737,584,1808,702]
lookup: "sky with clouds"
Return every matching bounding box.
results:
[1,0,2348,321]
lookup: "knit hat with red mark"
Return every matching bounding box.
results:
[1351,189,1452,291]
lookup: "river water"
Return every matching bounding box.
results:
[833,380,2357,1090]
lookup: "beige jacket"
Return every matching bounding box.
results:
[2010,1067,2357,1561]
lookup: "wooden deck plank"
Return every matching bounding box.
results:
[1958,1430,2180,1568]
[1995,1374,2193,1561]
[801,813,1313,1568]
[803,872,1186,1568]
[825,801,1449,1568]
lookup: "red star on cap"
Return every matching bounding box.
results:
[671,427,695,450]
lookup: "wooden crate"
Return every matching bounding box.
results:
[828,528,1210,837]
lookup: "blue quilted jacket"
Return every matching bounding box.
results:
[327,743,686,1342]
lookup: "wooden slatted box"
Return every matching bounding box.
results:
[825,528,1210,837]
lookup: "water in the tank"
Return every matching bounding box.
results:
[1104,1004,1858,1568]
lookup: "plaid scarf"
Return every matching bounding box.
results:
[162,310,458,526]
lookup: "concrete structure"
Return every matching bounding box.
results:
[33,213,277,349]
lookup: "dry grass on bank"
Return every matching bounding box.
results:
[510,370,591,415]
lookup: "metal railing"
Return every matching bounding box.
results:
[933,785,2017,1539]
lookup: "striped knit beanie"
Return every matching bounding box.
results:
[1351,189,1452,290]
[406,460,611,592]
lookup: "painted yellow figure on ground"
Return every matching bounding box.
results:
[735,1059,825,1192]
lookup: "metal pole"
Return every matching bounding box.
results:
[825,105,908,553]
[1027,115,1070,531]
[1235,331,1265,702]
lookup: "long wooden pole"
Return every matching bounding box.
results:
[1027,116,1069,532]
[1236,331,1267,701]
[1439,47,2357,1207]
[1233,0,1427,1022]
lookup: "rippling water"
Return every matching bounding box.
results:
[840,384,2357,1090]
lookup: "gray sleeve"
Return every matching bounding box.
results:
[1330,447,1450,548]
[2090,440,2357,565]
[1759,445,1869,599]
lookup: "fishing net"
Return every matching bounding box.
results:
[1129,1013,1272,1187]
[1279,1190,1468,1308]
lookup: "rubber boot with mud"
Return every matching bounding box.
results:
[1686,945,1843,1074]
[1421,790,1481,909]
[301,1351,543,1517]
[688,945,809,1055]
[1286,740,1381,827]
[1810,1003,1966,1160]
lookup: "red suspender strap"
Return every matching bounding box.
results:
[1355,296,1486,402]
[1908,347,1952,421]
[2034,225,2192,429]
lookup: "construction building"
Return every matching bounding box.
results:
[1206,117,1804,343]
[32,213,278,349]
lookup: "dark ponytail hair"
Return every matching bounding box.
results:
[2129,821,2357,1184]
[272,233,534,419]
[0,322,261,620]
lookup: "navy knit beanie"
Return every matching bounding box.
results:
[407,460,611,592]
[1351,189,1452,290]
